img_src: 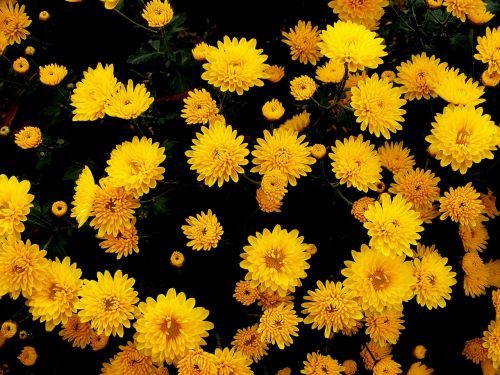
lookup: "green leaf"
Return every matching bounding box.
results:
[127,51,164,65]
[151,196,170,216]
[63,164,84,181]
[47,235,68,259]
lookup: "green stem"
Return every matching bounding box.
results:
[311,97,331,110]
[43,235,54,250]
[336,188,353,206]
[140,186,176,204]
[114,9,157,33]
[241,173,260,186]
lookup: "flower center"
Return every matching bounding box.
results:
[369,269,390,291]
[264,247,285,270]
[160,317,181,338]
[103,296,119,311]
[456,127,471,145]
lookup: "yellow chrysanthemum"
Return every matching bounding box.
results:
[90,331,109,351]
[439,183,486,227]
[231,324,269,363]
[240,225,311,297]
[134,288,214,364]
[257,303,302,349]
[101,341,159,375]
[264,65,285,83]
[12,56,29,74]
[459,222,489,252]
[98,220,139,259]
[106,79,154,120]
[443,0,482,22]
[395,53,448,100]
[389,168,441,212]
[351,196,376,222]
[315,59,345,83]
[318,21,387,72]
[310,144,327,159]
[70,63,119,121]
[27,257,83,331]
[0,237,48,299]
[260,170,288,202]
[1,320,17,338]
[181,209,223,251]
[462,252,489,297]
[483,320,500,369]
[51,201,68,217]
[256,289,295,310]
[18,346,37,367]
[360,341,392,370]
[201,36,270,95]
[365,309,405,346]
[181,88,219,125]
[233,280,259,306]
[413,345,427,359]
[377,141,415,175]
[192,41,211,62]
[251,127,315,186]
[281,20,322,65]
[327,0,388,29]
[105,136,166,198]
[435,67,485,106]
[373,356,402,375]
[262,98,285,121]
[425,106,498,174]
[76,270,139,337]
[256,188,283,213]
[475,27,500,74]
[0,1,31,45]
[14,126,42,149]
[350,73,406,139]
[467,3,495,26]
[408,361,434,375]
[186,121,250,187]
[279,111,311,133]
[39,63,68,86]
[141,0,173,28]
[481,189,500,219]
[481,69,500,87]
[290,75,317,101]
[343,359,357,375]
[302,280,363,338]
[463,338,488,364]
[59,314,93,349]
[213,347,253,375]
[329,135,383,192]
[462,251,485,274]
[342,244,415,313]
[70,166,97,228]
[301,352,344,374]
[170,250,185,268]
[176,348,217,375]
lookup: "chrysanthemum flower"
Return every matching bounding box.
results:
[462,252,489,297]
[39,63,68,86]
[176,348,217,375]
[233,280,259,306]
[1,320,17,339]
[70,63,119,121]
[425,106,498,174]
[281,20,322,65]
[100,0,121,9]
[327,0,388,29]
[170,251,185,268]
[76,270,139,337]
[0,2,31,45]
[105,80,154,120]
[365,309,405,346]
[264,65,285,83]
[27,257,83,331]
[70,166,97,228]
[329,135,382,192]
[251,127,315,186]
[262,98,285,121]
[360,341,392,370]
[483,320,500,369]
[459,222,489,252]
[256,188,283,213]
[105,136,166,198]
[373,356,402,375]
[439,183,486,227]
[181,88,219,125]
[18,346,37,367]
[315,59,345,83]
[389,168,440,212]
[192,41,211,62]
[467,3,494,25]
[463,338,488,364]
[240,225,311,296]
[258,303,302,349]
[302,352,344,374]
[0,175,34,237]
[481,70,500,87]
[14,127,41,152]
[342,244,415,313]
[290,75,317,100]
[475,27,500,74]
[90,331,109,351]
[279,111,311,133]
[302,280,363,338]
[318,21,387,72]
[343,359,357,375]
[213,347,253,375]
[181,209,223,251]
[141,0,173,28]
[377,141,415,175]
[98,220,139,259]
[59,314,93,349]
[351,197,375,222]
[443,0,482,21]
[134,288,214,364]
[310,144,327,160]
[413,345,427,359]
[481,190,500,219]
[435,67,485,106]
[350,73,406,139]
[256,289,295,310]
[231,324,269,363]
[186,121,250,187]
[12,56,29,74]
[201,36,270,95]
[101,341,159,375]
[261,170,288,202]
[395,53,448,100]
[51,201,68,218]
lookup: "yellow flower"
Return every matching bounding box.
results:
[462,252,489,297]
[425,106,498,174]
[302,352,344,374]
[76,270,139,337]
[443,0,482,22]
[463,338,488,364]
[0,237,48,299]
[51,201,68,217]
[281,20,322,65]
[231,324,269,363]
[240,225,311,296]
[106,79,154,119]
[279,111,311,133]
[186,121,250,187]
[0,33,8,55]
[201,36,270,95]
[213,347,253,375]
[342,244,415,313]
[381,70,397,82]
[475,27,500,74]
[134,288,214,364]
[481,70,500,87]
[13,56,29,74]
[170,250,185,267]
[181,88,219,125]
[351,196,376,222]
[256,187,283,213]
[258,303,302,349]
[262,98,285,121]
[0,175,34,236]
[251,128,315,186]
[328,0,388,29]
[39,63,68,86]
[27,257,83,331]
[377,141,415,175]
[426,0,443,8]
[310,144,327,159]
[233,280,259,306]
[18,346,37,366]
[261,170,288,202]
[343,359,357,375]
[365,309,405,346]
[360,341,392,370]
[481,189,500,218]
[181,209,223,251]
[315,59,345,83]
[101,0,121,9]
[70,166,97,228]
[389,168,441,212]
[176,348,217,375]
[351,73,406,139]
[413,345,427,359]
[98,220,139,259]
[14,126,42,149]
[302,280,363,338]
[459,222,489,252]
[290,75,317,100]
[264,65,285,83]
[1,320,17,338]
[101,341,159,374]
[395,53,448,100]
[59,314,92,349]
[467,3,495,25]
[435,67,485,106]
[0,2,31,45]
[38,10,50,21]
[141,0,173,28]
[329,135,382,192]
[256,289,294,310]
[105,136,166,198]
[70,63,119,121]
[90,331,109,351]
[373,356,402,375]
[483,320,500,369]
[318,20,387,72]
[192,41,211,62]
[439,183,486,227]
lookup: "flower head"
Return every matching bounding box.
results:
[373,356,402,375]
[176,349,216,375]
[443,0,482,21]
[51,201,68,217]
[435,67,485,106]
[192,41,211,62]
[213,347,253,375]
[181,209,223,251]
[360,341,392,370]
[0,175,34,236]
[475,27,500,74]
[301,352,344,374]
[352,196,376,222]
[98,220,139,259]
[262,98,285,121]
[481,190,500,218]
[290,75,317,100]
[439,183,486,227]
[141,0,173,28]
[1,320,17,338]
[13,57,29,74]
[181,88,219,125]
[365,309,405,346]
[170,251,185,268]
[256,188,283,213]
[101,341,160,374]
[0,2,31,45]
[459,222,489,252]
[389,168,441,212]
[231,324,268,363]
[59,314,93,349]
[14,126,42,149]
[18,346,37,366]
[258,303,302,349]
[264,65,285,83]
[483,320,500,369]
[281,20,322,65]
[106,80,154,119]
[378,141,415,174]
[328,0,388,29]
[316,59,345,83]
[279,111,311,133]
[39,64,68,86]
[70,166,97,228]
[233,280,259,306]
[463,338,488,364]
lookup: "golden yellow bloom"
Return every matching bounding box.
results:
[181,88,219,125]
[302,352,344,374]
[186,121,250,187]
[24,46,35,56]
[1,320,17,338]
[435,67,485,106]
[413,345,427,359]
[70,166,97,228]
[302,280,363,338]
[0,237,48,299]
[0,32,8,55]
[261,170,288,201]
[360,341,392,370]
[251,127,315,186]
[462,251,485,274]
[318,20,387,72]
[170,250,185,267]
[213,347,253,375]
[38,10,50,21]
[279,111,311,133]
[192,41,211,62]
[262,98,285,121]
[182,209,223,251]
[39,63,68,86]
[18,330,28,340]
[373,356,402,375]
[475,27,500,74]
[201,36,270,95]
[443,0,482,21]
[315,59,345,83]
[256,289,294,310]
[13,56,29,74]
[106,79,154,119]
[351,73,406,139]
[481,189,500,218]
[0,175,34,236]
[51,201,68,217]
[378,141,415,175]
[365,309,404,346]
[342,359,357,375]
[14,126,42,149]
[467,3,495,25]
[328,0,388,29]
[463,338,488,364]
[381,70,397,82]
[290,75,317,101]
[134,288,214,364]
[281,20,322,65]
[240,225,311,296]
[389,168,441,212]
[256,188,283,213]
[90,331,109,351]
[233,280,259,306]
[264,65,285,83]
[59,314,92,349]
[176,348,216,375]
[305,244,317,255]
[98,220,139,259]
[76,270,139,337]
[462,252,489,297]
[426,0,443,8]
[459,222,489,252]
[141,0,173,28]
[481,70,500,87]
[101,341,159,374]
[105,136,166,198]
[258,303,302,349]
[425,106,498,174]
[101,0,121,9]
[18,346,37,366]
[277,367,291,375]
[439,183,486,227]
[310,144,327,159]
[483,320,500,369]
[352,196,376,222]
[0,2,31,45]
[231,324,269,363]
